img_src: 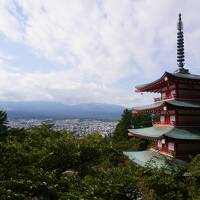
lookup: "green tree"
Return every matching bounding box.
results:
[112,109,153,143]
[132,113,152,128]
[0,111,8,138]
[137,166,188,200]
[0,111,192,199]
[0,122,140,199]
[187,154,200,199]
[112,109,133,142]
[112,109,150,150]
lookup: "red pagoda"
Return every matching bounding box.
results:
[127,14,200,166]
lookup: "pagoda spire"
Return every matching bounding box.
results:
[175,13,189,74]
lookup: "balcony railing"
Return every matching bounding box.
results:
[153,121,175,126]
[154,94,176,102]
[154,94,200,102]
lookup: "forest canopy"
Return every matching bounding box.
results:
[0,110,199,199]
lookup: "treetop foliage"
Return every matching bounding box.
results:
[0,110,199,199]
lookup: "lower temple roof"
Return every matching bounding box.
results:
[123,150,186,168]
[132,100,200,112]
[128,126,200,140]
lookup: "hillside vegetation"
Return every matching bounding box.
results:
[0,110,199,199]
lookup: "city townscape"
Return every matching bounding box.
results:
[8,119,118,137]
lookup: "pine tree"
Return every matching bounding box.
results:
[0,111,8,138]
[112,109,133,142]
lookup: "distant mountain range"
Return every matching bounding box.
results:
[0,101,125,121]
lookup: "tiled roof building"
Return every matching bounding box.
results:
[127,14,200,167]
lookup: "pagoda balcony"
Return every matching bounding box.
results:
[154,94,200,102]
[153,121,175,126]
[154,94,176,102]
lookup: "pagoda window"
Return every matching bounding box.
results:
[166,90,171,98]
[162,92,166,98]
[168,142,175,152]
[170,115,175,124]
[171,90,176,97]
[160,115,165,123]
[161,138,165,144]
[157,140,162,150]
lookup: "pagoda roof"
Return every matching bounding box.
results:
[135,72,200,92]
[132,100,200,113]
[168,100,200,108]
[132,101,163,112]
[128,126,200,140]
[123,150,186,168]
[172,72,200,80]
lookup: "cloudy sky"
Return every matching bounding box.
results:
[0,0,200,107]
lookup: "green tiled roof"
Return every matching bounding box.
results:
[166,128,200,140]
[135,82,153,89]
[132,101,163,111]
[172,72,200,80]
[129,126,172,139]
[135,71,200,90]
[168,100,200,108]
[132,100,200,111]
[123,150,186,168]
[128,126,200,140]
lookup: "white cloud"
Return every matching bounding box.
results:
[0,63,134,106]
[0,0,200,106]
[0,51,14,61]
[0,0,24,41]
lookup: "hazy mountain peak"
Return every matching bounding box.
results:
[0,101,125,120]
